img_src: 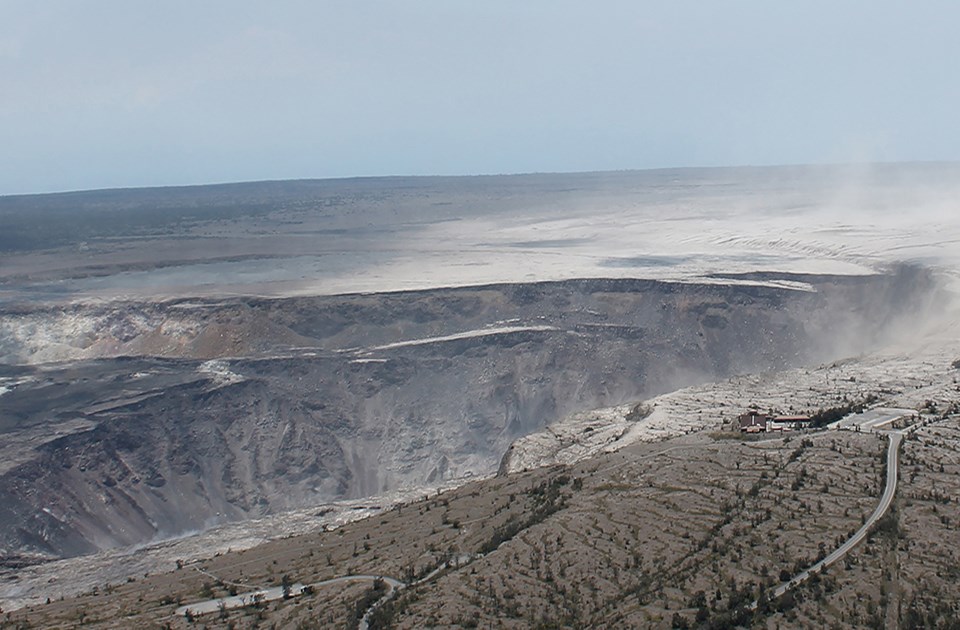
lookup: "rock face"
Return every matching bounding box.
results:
[0,269,943,559]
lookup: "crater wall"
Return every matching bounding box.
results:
[0,268,944,560]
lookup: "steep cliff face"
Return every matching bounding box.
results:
[0,269,942,560]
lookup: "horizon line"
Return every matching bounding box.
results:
[3,159,958,200]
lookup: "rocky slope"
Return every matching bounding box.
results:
[0,268,943,561]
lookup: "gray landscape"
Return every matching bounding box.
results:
[1,165,960,629]
[6,2,960,626]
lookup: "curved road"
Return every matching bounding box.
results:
[176,551,478,622]
[178,431,906,620]
[176,574,402,618]
[751,430,903,609]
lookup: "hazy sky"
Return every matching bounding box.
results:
[2,1,959,194]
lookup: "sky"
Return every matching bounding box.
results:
[2,1,960,195]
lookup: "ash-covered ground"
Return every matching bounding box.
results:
[1,164,960,624]
[3,164,960,304]
[2,273,935,563]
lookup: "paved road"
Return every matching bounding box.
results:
[358,555,478,629]
[175,548,476,621]
[178,427,907,620]
[751,430,903,609]
[828,407,916,431]
[177,574,402,618]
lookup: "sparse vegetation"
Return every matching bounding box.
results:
[808,395,879,428]
[5,356,960,630]
[349,578,387,629]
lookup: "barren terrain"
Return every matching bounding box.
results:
[2,165,960,628]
